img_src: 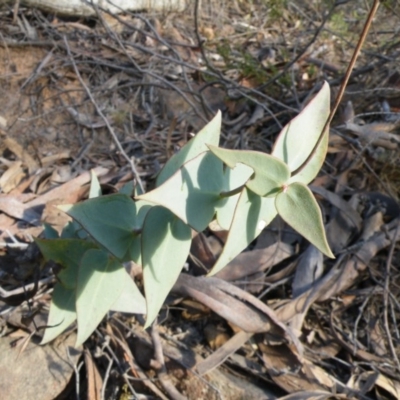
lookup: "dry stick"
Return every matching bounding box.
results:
[95,329,139,398]
[62,35,145,193]
[101,353,114,400]
[382,219,400,372]
[150,321,187,400]
[291,0,382,176]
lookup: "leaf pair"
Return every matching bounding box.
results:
[36,239,146,346]
[208,81,333,274]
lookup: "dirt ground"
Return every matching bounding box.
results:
[1,1,400,399]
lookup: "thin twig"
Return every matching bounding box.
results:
[67,348,83,400]
[62,35,145,193]
[292,0,381,176]
[150,320,186,400]
[101,352,114,400]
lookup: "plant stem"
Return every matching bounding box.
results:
[291,0,381,176]
[219,185,245,198]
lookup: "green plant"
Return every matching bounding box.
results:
[37,82,333,346]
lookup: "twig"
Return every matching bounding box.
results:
[292,0,382,176]
[0,276,53,301]
[101,352,114,400]
[0,242,29,249]
[110,324,169,400]
[95,330,139,398]
[150,320,186,400]
[62,35,145,193]
[67,347,83,400]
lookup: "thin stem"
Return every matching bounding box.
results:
[292,0,381,176]
[219,184,245,198]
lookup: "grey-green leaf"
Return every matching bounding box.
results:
[41,283,77,344]
[209,188,278,276]
[275,182,334,258]
[110,270,146,314]
[216,163,254,230]
[156,111,221,186]
[89,170,102,198]
[208,145,290,197]
[35,238,97,289]
[137,152,225,232]
[142,207,192,328]
[272,81,330,173]
[75,249,127,346]
[288,129,329,185]
[59,194,140,260]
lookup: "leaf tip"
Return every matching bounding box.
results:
[325,248,335,259]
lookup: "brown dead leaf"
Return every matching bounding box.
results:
[199,26,215,40]
[276,391,335,400]
[0,214,16,238]
[346,371,400,398]
[203,324,230,350]
[26,166,109,208]
[9,175,37,196]
[292,245,323,298]
[196,330,254,375]
[84,350,103,400]
[275,221,400,329]
[3,137,39,173]
[40,151,71,168]
[181,299,211,320]
[259,343,329,393]
[360,211,384,240]
[319,220,400,302]
[311,185,362,230]
[374,373,400,399]
[215,242,293,282]
[190,232,218,270]
[173,274,276,333]
[369,317,388,357]
[0,194,41,225]
[345,121,400,149]
[41,199,72,234]
[173,274,303,360]
[264,261,297,284]
[0,161,26,193]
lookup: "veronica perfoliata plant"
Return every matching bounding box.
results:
[37,81,333,346]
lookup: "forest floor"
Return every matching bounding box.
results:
[0,1,400,399]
